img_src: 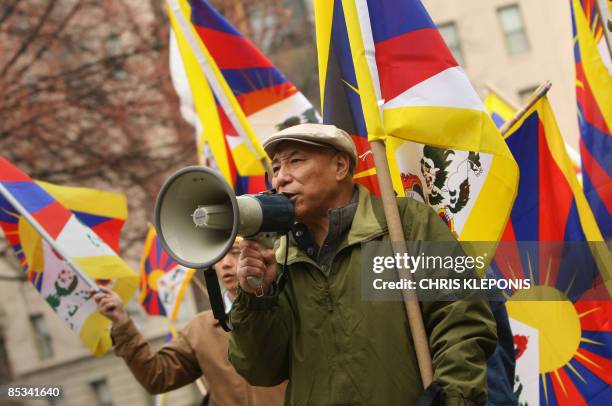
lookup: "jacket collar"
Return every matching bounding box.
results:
[275,184,388,264]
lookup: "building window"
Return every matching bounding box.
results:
[438,22,465,66]
[518,85,539,103]
[497,4,529,54]
[30,314,53,360]
[90,379,113,406]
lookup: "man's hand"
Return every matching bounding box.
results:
[238,239,277,296]
[91,286,129,325]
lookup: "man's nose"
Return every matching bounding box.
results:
[220,256,233,269]
[273,166,292,188]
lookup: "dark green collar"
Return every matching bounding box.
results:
[275,185,388,264]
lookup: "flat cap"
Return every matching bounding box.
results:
[263,123,357,168]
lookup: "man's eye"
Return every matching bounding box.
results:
[272,166,280,173]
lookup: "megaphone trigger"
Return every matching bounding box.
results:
[247,276,264,297]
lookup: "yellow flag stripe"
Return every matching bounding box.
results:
[341,0,386,140]
[314,0,333,114]
[168,3,232,182]
[384,107,517,160]
[37,181,127,220]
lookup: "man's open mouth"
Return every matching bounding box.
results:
[282,192,298,202]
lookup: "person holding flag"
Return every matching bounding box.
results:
[92,238,286,406]
[230,124,497,405]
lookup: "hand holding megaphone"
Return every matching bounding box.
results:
[237,239,278,296]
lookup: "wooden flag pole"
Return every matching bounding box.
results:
[500,81,552,136]
[369,140,434,387]
[260,157,274,182]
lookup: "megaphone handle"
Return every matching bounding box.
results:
[245,232,277,295]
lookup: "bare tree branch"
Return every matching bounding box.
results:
[0,0,57,77]
[0,0,317,265]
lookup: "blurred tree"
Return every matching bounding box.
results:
[0,0,318,266]
[0,0,196,261]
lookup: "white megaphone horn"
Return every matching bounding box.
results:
[154,166,294,290]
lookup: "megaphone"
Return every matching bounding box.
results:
[154,166,294,290]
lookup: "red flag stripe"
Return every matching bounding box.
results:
[193,27,274,70]
[375,28,457,102]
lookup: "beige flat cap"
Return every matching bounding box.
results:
[263,123,357,168]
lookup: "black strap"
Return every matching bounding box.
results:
[202,267,231,332]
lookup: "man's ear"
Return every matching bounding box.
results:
[334,152,350,181]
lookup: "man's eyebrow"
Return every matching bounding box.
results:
[272,150,301,164]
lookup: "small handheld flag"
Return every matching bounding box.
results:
[0,157,138,356]
[139,226,195,320]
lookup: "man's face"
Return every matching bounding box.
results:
[214,242,240,292]
[271,142,341,222]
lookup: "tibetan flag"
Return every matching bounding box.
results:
[509,301,612,405]
[498,97,611,295]
[484,90,516,129]
[315,0,518,241]
[37,181,127,254]
[170,23,256,194]
[484,87,583,179]
[167,0,319,195]
[0,157,138,356]
[0,180,128,287]
[139,226,195,320]
[491,97,612,405]
[570,0,612,238]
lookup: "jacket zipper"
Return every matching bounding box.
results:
[324,282,333,312]
[286,231,387,315]
[324,231,387,314]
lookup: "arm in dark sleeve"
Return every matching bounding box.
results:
[404,200,498,405]
[228,284,291,386]
[111,317,202,394]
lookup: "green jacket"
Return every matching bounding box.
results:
[229,185,497,406]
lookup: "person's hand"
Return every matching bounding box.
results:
[91,286,129,325]
[237,239,277,296]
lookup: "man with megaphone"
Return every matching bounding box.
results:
[227,124,498,405]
